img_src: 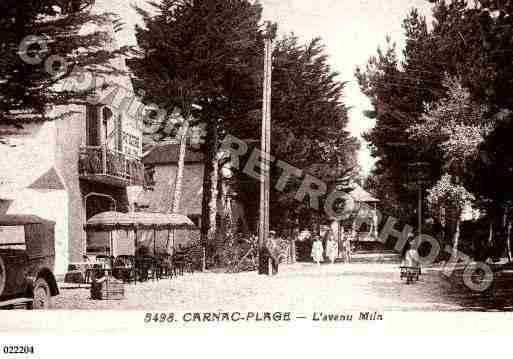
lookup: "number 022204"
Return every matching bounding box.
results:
[2,346,35,354]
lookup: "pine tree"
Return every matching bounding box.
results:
[130,0,263,256]
[0,0,127,143]
[268,34,359,230]
[358,0,513,258]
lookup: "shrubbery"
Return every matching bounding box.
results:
[209,233,293,273]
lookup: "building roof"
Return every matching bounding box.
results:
[143,143,204,165]
[136,172,203,216]
[348,183,379,203]
[0,214,54,226]
[27,168,65,190]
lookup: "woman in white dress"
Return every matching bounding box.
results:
[342,229,354,263]
[401,234,420,266]
[311,235,323,266]
[325,231,338,265]
[401,235,421,284]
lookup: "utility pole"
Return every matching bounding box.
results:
[258,22,274,275]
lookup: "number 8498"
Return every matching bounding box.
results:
[144,312,176,323]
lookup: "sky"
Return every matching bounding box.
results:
[98,0,434,175]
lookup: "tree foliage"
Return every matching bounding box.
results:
[408,76,489,179]
[0,0,126,141]
[130,0,263,135]
[268,34,359,229]
[130,2,359,233]
[129,0,263,247]
[272,35,358,176]
[358,0,513,241]
[427,173,475,214]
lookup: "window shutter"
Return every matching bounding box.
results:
[116,114,123,152]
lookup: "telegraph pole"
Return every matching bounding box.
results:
[258,22,274,275]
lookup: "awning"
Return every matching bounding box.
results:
[85,211,196,230]
[85,211,134,229]
[128,212,195,228]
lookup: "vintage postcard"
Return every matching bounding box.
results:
[1,0,513,353]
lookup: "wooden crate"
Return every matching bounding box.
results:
[90,276,125,300]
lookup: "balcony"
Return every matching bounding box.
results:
[79,145,145,187]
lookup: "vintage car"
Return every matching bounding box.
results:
[0,215,59,309]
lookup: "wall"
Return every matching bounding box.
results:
[53,102,138,264]
[0,121,70,275]
[53,105,88,265]
[0,122,56,189]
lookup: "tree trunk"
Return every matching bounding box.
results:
[200,121,219,262]
[219,177,234,238]
[507,222,512,263]
[488,222,492,244]
[218,179,226,240]
[452,215,461,256]
[170,118,190,214]
[209,154,219,239]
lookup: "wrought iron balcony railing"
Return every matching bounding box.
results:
[79,145,145,187]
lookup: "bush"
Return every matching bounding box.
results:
[215,234,258,272]
[211,234,293,272]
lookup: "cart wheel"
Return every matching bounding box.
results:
[32,278,53,309]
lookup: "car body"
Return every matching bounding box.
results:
[0,215,59,309]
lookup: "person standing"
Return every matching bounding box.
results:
[343,229,354,263]
[401,234,421,283]
[401,234,420,266]
[325,230,338,265]
[299,229,311,242]
[338,224,345,260]
[266,230,280,275]
[311,234,323,266]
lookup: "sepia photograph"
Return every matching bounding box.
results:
[1,0,513,350]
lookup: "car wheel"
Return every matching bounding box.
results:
[32,278,52,309]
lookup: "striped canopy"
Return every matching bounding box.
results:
[128,212,195,228]
[85,211,195,230]
[85,211,134,228]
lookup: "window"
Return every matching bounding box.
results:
[86,105,101,146]
[0,225,26,250]
[102,107,113,149]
